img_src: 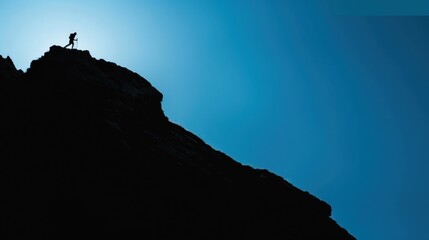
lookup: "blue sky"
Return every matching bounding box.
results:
[1,1,429,239]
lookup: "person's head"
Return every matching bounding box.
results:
[74,32,77,35]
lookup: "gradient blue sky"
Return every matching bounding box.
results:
[1,1,429,239]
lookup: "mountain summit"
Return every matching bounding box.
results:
[1,46,355,239]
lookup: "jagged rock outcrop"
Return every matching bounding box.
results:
[0,46,355,239]
[0,55,23,81]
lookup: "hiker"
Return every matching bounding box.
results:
[64,32,77,49]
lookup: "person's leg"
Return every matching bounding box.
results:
[71,42,74,49]
[65,40,73,48]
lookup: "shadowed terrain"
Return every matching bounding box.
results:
[1,46,355,239]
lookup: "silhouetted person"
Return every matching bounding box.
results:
[64,32,77,49]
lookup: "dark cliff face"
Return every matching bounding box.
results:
[0,46,355,239]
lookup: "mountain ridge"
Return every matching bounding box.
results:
[0,46,355,239]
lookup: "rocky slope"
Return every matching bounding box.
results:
[0,46,355,239]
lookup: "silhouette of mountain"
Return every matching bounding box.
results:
[0,46,355,239]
